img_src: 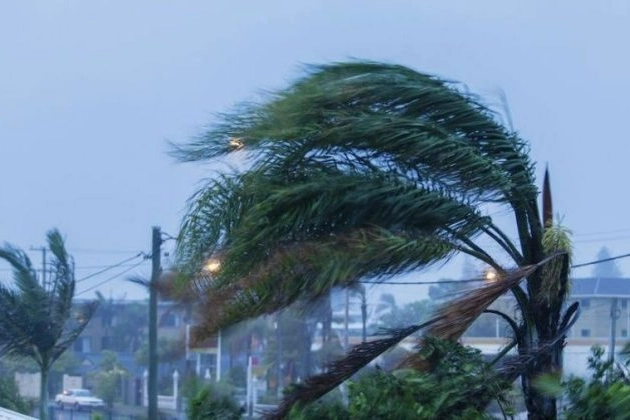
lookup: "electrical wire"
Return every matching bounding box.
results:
[76,253,145,283]
[69,248,147,255]
[360,252,630,286]
[572,252,630,269]
[76,260,148,297]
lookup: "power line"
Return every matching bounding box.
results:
[75,263,150,270]
[572,252,630,269]
[360,252,630,286]
[76,260,147,297]
[361,278,484,285]
[69,248,148,255]
[572,227,630,238]
[0,260,148,273]
[76,253,146,283]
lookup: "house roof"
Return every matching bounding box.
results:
[571,277,630,298]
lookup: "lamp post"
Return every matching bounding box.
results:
[203,258,222,382]
[148,226,162,419]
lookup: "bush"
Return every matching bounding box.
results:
[0,376,31,414]
[290,338,512,419]
[186,382,244,420]
[542,346,630,419]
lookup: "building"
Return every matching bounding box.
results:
[68,299,190,405]
[461,277,630,378]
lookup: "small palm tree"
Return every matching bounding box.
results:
[0,229,97,419]
[172,62,575,419]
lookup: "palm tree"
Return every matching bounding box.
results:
[0,229,97,419]
[172,62,575,419]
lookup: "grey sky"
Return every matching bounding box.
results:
[1,1,629,301]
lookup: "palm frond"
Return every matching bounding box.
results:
[268,261,548,419]
[173,61,537,340]
[173,61,536,205]
[267,321,439,420]
[188,228,457,341]
[400,263,539,370]
[0,230,96,369]
[50,300,99,364]
[178,169,490,266]
[496,302,580,382]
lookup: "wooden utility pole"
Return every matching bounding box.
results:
[30,246,47,288]
[609,297,620,367]
[149,226,161,419]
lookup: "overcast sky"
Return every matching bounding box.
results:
[1,1,629,303]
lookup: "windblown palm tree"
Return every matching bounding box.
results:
[0,230,97,420]
[173,62,575,419]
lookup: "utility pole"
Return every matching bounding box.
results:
[275,315,283,399]
[609,297,620,368]
[344,289,349,350]
[149,226,162,419]
[30,246,47,288]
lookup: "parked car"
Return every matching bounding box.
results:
[55,388,105,410]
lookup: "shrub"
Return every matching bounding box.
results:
[186,382,244,420]
[290,338,512,419]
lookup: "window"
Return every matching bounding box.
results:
[580,299,591,309]
[160,313,180,327]
[101,336,111,349]
[622,299,628,309]
[580,329,591,338]
[73,337,92,353]
[622,329,628,338]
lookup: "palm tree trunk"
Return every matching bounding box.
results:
[39,365,49,420]
[523,288,566,420]
[524,343,561,419]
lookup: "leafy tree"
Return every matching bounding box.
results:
[0,230,97,419]
[92,350,128,409]
[94,293,148,353]
[172,61,575,418]
[592,247,622,278]
[372,299,434,331]
[0,375,31,414]
[135,337,185,373]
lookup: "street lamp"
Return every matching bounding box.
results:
[203,258,221,274]
[199,257,222,382]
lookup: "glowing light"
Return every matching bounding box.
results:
[229,137,244,149]
[203,259,221,274]
[485,269,498,282]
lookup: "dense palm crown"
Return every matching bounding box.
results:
[174,62,573,419]
[0,230,96,419]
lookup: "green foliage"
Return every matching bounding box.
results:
[173,60,572,418]
[186,381,244,420]
[592,247,623,278]
[135,337,184,366]
[173,61,538,331]
[91,350,128,408]
[0,375,31,414]
[372,298,434,330]
[289,391,348,420]
[290,339,513,419]
[95,293,147,353]
[540,346,630,419]
[0,229,97,420]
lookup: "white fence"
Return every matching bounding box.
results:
[142,370,179,411]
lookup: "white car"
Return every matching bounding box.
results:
[55,388,105,410]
